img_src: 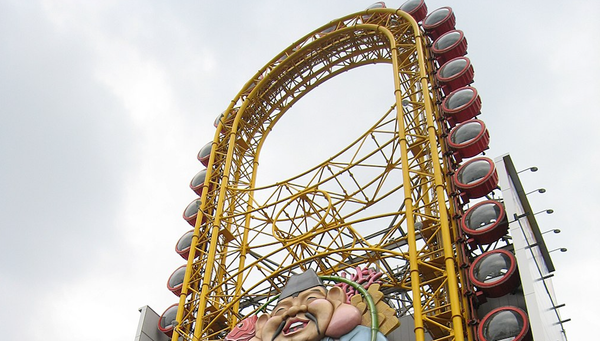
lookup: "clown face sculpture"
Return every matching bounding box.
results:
[256,270,363,341]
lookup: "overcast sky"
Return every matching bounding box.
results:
[0,1,598,340]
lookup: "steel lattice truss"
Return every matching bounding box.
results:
[173,8,470,341]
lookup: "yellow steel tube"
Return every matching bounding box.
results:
[231,155,260,319]
[172,137,221,341]
[192,105,242,340]
[177,9,470,340]
[364,22,427,341]
[412,19,465,341]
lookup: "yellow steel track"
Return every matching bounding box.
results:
[173,8,470,341]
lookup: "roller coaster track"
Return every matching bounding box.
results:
[173,8,471,341]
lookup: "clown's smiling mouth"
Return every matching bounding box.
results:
[283,319,308,335]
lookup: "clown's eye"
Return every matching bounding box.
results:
[238,323,244,328]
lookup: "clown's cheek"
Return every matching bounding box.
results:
[262,317,284,341]
[324,304,362,339]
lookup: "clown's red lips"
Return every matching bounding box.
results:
[283,318,309,335]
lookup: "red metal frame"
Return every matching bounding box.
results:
[478,306,531,341]
[461,200,508,245]
[469,249,519,297]
[436,56,474,94]
[447,119,489,160]
[432,30,467,64]
[442,86,482,126]
[423,6,456,39]
[453,157,498,199]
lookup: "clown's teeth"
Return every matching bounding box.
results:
[289,321,304,332]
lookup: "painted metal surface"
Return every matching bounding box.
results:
[171,8,469,341]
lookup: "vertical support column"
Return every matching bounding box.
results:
[415,27,465,341]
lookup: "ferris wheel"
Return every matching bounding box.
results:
[148,2,543,341]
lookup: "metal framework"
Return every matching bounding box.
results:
[173,8,471,341]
